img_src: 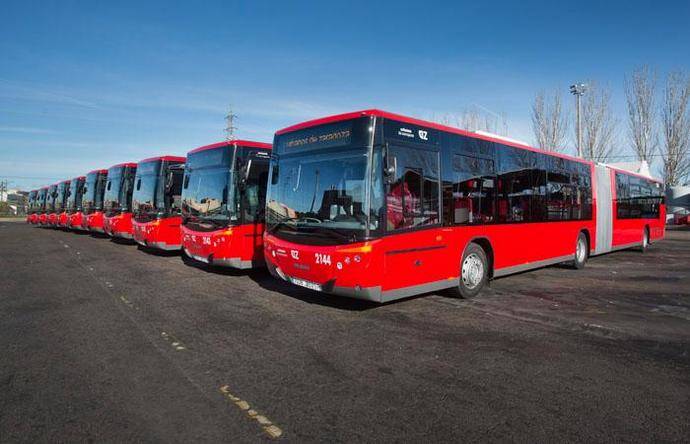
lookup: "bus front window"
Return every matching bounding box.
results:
[266,148,378,244]
[181,146,237,231]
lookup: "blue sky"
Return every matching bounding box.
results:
[2,0,689,189]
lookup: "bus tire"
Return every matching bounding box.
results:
[641,227,650,253]
[572,232,588,269]
[450,242,489,299]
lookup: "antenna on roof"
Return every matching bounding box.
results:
[225,106,238,141]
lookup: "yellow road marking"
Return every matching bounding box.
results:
[219,385,283,439]
[119,295,135,308]
[161,331,186,351]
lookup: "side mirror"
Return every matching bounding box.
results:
[243,159,253,182]
[165,171,174,191]
[383,144,397,183]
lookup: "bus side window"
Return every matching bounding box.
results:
[451,154,495,225]
[386,146,440,231]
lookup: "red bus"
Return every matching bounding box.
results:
[81,169,108,232]
[45,183,59,226]
[54,180,71,227]
[26,190,38,224]
[263,109,666,302]
[180,140,272,268]
[102,163,138,239]
[66,176,86,230]
[36,187,49,225]
[131,155,186,251]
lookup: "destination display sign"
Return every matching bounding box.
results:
[278,121,353,152]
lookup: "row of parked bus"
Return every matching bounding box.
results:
[25,109,667,302]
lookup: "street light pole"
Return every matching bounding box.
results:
[570,83,587,158]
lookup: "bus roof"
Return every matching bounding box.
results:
[138,155,186,164]
[72,176,86,181]
[187,140,272,155]
[276,109,591,166]
[60,179,71,184]
[602,163,663,184]
[88,169,108,175]
[109,162,138,169]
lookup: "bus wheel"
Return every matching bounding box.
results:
[572,232,588,269]
[451,243,488,299]
[641,228,650,253]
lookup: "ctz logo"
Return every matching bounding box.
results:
[418,130,429,141]
[291,250,300,260]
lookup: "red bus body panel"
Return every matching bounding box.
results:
[104,212,134,239]
[67,211,86,230]
[57,212,69,227]
[264,217,597,302]
[85,211,105,233]
[181,223,265,269]
[39,213,48,225]
[48,213,58,226]
[608,169,666,247]
[28,214,38,224]
[133,216,183,251]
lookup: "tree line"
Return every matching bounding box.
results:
[531,67,690,186]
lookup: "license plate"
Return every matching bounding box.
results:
[290,277,322,292]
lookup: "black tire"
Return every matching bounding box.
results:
[641,228,650,253]
[572,232,588,269]
[448,242,489,299]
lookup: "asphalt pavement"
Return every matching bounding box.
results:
[1,221,688,442]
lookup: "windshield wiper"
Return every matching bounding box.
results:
[268,217,355,242]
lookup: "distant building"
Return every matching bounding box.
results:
[0,189,28,215]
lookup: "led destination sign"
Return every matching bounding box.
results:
[278,121,353,152]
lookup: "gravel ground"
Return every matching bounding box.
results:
[1,222,688,442]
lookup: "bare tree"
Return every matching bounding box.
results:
[436,105,508,135]
[531,90,569,152]
[625,66,658,165]
[580,83,618,162]
[660,71,690,186]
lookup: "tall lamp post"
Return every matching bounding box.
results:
[570,83,588,158]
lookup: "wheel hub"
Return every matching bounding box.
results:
[462,253,484,290]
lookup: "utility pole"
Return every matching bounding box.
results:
[0,179,7,202]
[570,83,588,158]
[225,106,238,141]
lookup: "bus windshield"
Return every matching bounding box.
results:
[37,189,47,211]
[55,182,69,212]
[46,185,58,212]
[82,172,105,214]
[67,178,83,212]
[181,146,237,230]
[266,118,382,245]
[28,191,37,212]
[104,166,136,216]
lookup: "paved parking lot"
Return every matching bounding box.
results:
[1,222,689,442]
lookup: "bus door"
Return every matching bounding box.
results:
[238,151,271,260]
[382,143,449,294]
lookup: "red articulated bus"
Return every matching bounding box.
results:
[180,140,272,268]
[54,180,71,227]
[26,190,38,224]
[81,169,108,233]
[37,187,49,225]
[132,155,186,251]
[45,183,59,226]
[102,163,138,239]
[263,109,666,303]
[66,176,86,229]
